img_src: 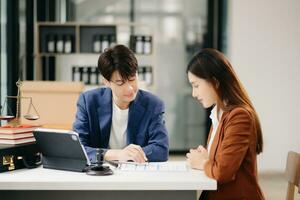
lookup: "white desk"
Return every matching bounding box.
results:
[0,161,216,200]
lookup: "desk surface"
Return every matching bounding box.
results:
[0,161,216,191]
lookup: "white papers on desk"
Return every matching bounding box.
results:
[118,162,188,172]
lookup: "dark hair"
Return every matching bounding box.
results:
[98,44,138,81]
[187,48,263,154]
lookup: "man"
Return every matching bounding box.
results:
[73,44,169,163]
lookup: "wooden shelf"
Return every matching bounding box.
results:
[37,22,117,54]
[34,22,155,90]
[38,53,100,57]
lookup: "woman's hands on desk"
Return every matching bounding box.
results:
[104,144,148,163]
[186,145,209,170]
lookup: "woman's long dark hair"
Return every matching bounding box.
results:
[187,48,263,154]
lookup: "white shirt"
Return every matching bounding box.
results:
[109,101,129,149]
[207,105,223,154]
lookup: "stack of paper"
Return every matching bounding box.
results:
[118,162,188,172]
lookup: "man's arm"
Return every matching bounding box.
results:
[104,144,147,163]
[104,101,169,163]
[73,93,100,162]
[142,102,169,162]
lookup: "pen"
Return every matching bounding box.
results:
[118,161,149,165]
[105,160,149,168]
[105,160,119,168]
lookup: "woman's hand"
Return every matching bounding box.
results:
[186,145,209,170]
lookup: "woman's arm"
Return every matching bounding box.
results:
[204,108,253,184]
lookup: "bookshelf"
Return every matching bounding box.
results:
[34,22,155,92]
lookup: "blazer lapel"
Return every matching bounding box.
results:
[127,91,145,144]
[208,111,229,160]
[97,89,112,148]
[206,126,213,148]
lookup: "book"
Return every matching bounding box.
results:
[0,137,36,145]
[0,132,34,139]
[0,125,39,134]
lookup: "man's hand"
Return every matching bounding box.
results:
[186,145,209,170]
[104,144,148,163]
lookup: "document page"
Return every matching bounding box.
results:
[118,162,189,172]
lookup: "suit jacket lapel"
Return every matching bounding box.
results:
[97,89,112,148]
[208,111,229,160]
[127,91,145,144]
[206,126,213,149]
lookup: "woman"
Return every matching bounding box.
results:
[186,48,265,199]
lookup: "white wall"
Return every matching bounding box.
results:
[227,0,300,171]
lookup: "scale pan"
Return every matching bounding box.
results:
[0,115,15,120]
[23,114,39,120]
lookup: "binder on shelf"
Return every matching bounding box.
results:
[56,35,64,53]
[145,66,153,85]
[37,23,154,91]
[46,34,55,53]
[90,67,97,85]
[93,35,101,53]
[82,68,89,85]
[138,66,153,86]
[101,35,110,52]
[135,36,144,54]
[64,34,73,53]
[144,36,152,54]
[71,66,101,86]
[109,35,116,47]
[95,68,101,85]
[130,35,153,55]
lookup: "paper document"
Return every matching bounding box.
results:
[118,162,188,172]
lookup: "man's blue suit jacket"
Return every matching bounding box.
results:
[73,87,169,162]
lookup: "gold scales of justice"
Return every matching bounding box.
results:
[0,79,40,127]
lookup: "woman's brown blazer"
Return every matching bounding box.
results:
[202,107,265,200]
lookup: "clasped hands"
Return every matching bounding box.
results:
[186,145,209,170]
[104,144,148,163]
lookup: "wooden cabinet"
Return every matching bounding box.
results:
[20,81,84,129]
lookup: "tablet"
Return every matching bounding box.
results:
[33,128,90,172]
